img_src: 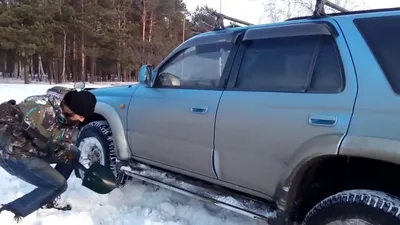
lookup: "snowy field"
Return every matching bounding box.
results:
[0,83,265,225]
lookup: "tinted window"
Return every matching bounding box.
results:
[156,42,232,89]
[235,35,343,93]
[354,16,400,94]
[309,36,344,92]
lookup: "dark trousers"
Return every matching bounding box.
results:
[0,154,78,217]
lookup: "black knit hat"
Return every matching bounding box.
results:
[63,90,97,117]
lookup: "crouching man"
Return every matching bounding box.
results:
[0,86,96,222]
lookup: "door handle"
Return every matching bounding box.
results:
[309,115,337,127]
[191,106,208,114]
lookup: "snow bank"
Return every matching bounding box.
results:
[0,77,134,86]
[0,83,263,225]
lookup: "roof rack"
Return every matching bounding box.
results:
[213,12,254,30]
[313,0,350,17]
[289,4,400,21]
[211,1,353,30]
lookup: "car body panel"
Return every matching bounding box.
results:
[126,85,222,178]
[84,8,400,221]
[273,10,400,213]
[332,11,400,162]
[89,84,139,159]
[214,17,358,197]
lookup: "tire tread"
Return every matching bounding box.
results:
[84,121,117,174]
[303,189,400,224]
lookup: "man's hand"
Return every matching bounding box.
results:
[0,101,24,127]
[54,143,79,164]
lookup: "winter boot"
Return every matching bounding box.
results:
[0,204,23,223]
[41,196,72,211]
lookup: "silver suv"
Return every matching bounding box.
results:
[74,1,400,224]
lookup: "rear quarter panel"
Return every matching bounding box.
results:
[214,17,358,199]
[269,17,359,210]
[334,11,400,164]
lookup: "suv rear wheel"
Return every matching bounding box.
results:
[302,190,400,225]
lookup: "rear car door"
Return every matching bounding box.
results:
[214,21,358,196]
[127,32,240,178]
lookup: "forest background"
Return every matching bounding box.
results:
[0,0,363,83]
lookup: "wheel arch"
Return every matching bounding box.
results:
[273,134,343,213]
[278,154,400,223]
[80,102,131,160]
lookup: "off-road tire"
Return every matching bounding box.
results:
[74,120,128,185]
[302,189,400,225]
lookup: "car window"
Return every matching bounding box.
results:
[354,15,400,94]
[156,42,232,89]
[309,36,344,93]
[235,35,343,93]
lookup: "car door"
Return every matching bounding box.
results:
[214,21,357,196]
[126,34,238,178]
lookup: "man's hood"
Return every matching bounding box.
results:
[45,86,75,109]
[20,86,74,110]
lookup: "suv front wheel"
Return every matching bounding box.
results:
[302,189,400,225]
[74,120,128,185]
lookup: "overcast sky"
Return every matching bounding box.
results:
[183,0,399,24]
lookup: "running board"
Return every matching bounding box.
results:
[120,162,276,223]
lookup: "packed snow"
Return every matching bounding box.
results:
[0,83,267,225]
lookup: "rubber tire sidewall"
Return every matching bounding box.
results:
[302,190,400,225]
[74,121,115,179]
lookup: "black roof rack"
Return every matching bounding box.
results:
[313,0,349,17]
[213,12,254,30]
[289,1,400,21]
[211,0,348,30]
[210,1,400,31]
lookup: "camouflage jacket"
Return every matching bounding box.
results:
[0,86,79,161]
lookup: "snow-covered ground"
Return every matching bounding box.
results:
[0,77,133,86]
[0,83,265,225]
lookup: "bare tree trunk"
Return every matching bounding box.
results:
[48,58,53,84]
[16,54,20,78]
[3,53,6,73]
[142,0,147,42]
[141,0,147,64]
[21,51,29,84]
[72,34,78,82]
[149,9,154,42]
[147,8,155,65]
[81,0,85,82]
[182,17,185,43]
[117,62,121,82]
[55,58,60,84]
[123,69,128,82]
[90,57,96,83]
[117,17,122,82]
[62,30,66,82]
[81,40,85,82]
[66,35,71,82]
[29,55,33,80]
[38,55,44,81]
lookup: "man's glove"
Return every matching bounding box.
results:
[54,143,79,164]
[0,101,24,128]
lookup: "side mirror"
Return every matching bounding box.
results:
[139,65,154,86]
[73,82,85,91]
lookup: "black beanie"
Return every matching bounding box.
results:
[63,91,97,117]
